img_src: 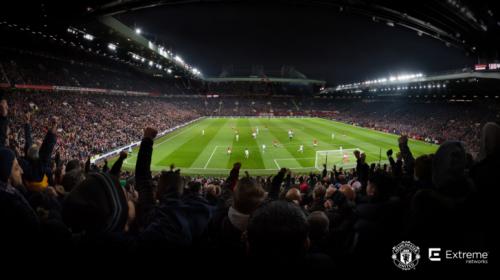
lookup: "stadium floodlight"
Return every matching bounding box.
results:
[148,60,154,66]
[108,43,117,51]
[192,68,201,75]
[174,55,184,63]
[83,33,94,41]
[135,28,142,34]
[167,69,172,74]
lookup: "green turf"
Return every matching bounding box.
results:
[120,117,438,176]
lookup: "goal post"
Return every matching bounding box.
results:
[314,148,359,170]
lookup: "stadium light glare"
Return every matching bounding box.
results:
[175,55,184,63]
[135,28,141,34]
[108,43,117,51]
[83,33,94,41]
[167,69,172,74]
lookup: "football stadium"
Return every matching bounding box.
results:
[0,0,497,273]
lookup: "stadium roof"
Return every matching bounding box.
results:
[29,0,497,59]
[1,1,499,84]
[204,77,325,85]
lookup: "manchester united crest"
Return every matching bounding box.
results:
[392,241,421,270]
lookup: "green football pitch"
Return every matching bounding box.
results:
[121,117,438,175]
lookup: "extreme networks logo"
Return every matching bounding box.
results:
[428,248,489,264]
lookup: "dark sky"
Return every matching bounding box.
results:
[117,2,474,85]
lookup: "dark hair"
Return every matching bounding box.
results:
[233,176,266,214]
[247,201,308,260]
[368,170,396,200]
[307,211,329,241]
[187,181,202,194]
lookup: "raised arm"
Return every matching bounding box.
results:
[23,112,32,156]
[109,150,127,177]
[38,116,58,165]
[134,127,157,228]
[225,162,241,191]
[398,135,415,176]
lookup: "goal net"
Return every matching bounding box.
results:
[314,148,359,170]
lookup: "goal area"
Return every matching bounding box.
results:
[314,148,359,170]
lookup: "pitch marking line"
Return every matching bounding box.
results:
[153,121,205,148]
[124,120,205,165]
[204,146,220,169]
[274,159,281,169]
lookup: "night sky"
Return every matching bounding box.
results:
[117,2,475,85]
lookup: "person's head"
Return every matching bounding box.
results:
[367,170,395,200]
[432,141,470,195]
[360,152,366,162]
[246,201,309,260]
[337,174,346,184]
[65,159,81,173]
[63,172,129,234]
[414,154,433,182]
[61,169,86,192]
[312,184,326,201]
[325,184,336,199]
[233,176,266,214]
[27,144,39,160]
[205,184,221,199]
[187,181,202,195]
[0,147,23,187]
[158,168,185,198]
[307,211,329,241]
[478,122,500,161]
[285,187,301,204]
[339,184,356,202]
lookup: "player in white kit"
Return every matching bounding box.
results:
[244,148,249,159]
[298,144,304,153]
[262,144,266,153]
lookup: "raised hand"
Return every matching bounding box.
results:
[119,150,128,159]
[50,116,59,134]
[386,149,393,157]
[398,135,408,145]
[25,112,31,123]
[144,127,158,140]
[353,150,361,159]
[0,99,7,117]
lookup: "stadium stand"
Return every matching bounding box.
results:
[0,1,497,272]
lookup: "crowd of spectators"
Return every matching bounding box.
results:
[1,90,497,162]
[2,91,200,161]
[1,94,496,271]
